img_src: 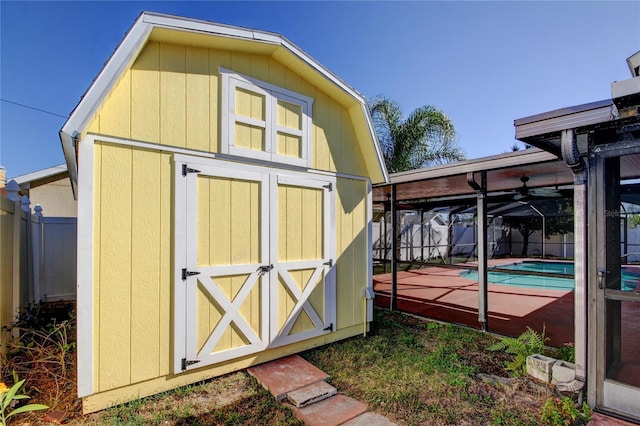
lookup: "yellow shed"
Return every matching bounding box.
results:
[60,11,388,413]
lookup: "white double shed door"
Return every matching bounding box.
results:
[173,155,336,373]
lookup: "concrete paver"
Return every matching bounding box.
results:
[589,413,638,425]
[248,354,328,401]
[287,394,368,426]
[342,411,398,425]
[287,380,337,408]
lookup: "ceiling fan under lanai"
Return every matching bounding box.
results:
[514,176,563,200]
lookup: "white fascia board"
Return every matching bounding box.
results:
[60,131,78,199]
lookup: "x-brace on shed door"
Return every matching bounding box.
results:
[174,156,335,373]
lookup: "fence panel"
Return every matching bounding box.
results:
[38,217,77,301]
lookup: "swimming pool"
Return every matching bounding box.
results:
[458,261,639,291]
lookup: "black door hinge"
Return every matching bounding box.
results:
[181,358,201,371]
[182,164,201,176]
[258,264,274,274]
[323,183,332,192]
[323,323,334,332]
[323,259,333,267]
[182,268,201,281]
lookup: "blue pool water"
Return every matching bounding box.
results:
[459,261,639,291]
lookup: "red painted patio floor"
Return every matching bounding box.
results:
[373,259,574,346]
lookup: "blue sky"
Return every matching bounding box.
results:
[1,1,639,178]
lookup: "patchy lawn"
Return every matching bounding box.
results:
[5,307,558,425]
[305,309,552,425]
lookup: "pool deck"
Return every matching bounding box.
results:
[373,258,574,346]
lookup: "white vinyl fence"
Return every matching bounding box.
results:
[1,180,77,308]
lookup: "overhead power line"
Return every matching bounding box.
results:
[1,98,68,119]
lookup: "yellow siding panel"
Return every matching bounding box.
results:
[130,148,161,383]
[209,49,231,153]
[336,178,359,329]
[209,177,231,266]
[268,58,286,89]
[328,98,344,173]
[158,152,172,376]
[250,53,269,82]
[285,67,301,94]
[197,176,212,267]
[236,88,265,121]
[186,46,210,152]
[350,179,367,325]
[131,42,160,143]
[313,92,332,172]
[159,43,186,147]
[340,108,356,176]
[89,44,372,178]
[97,143,132,391]
[99,70,131,138]
[230,180,254,264]
[230,52,251,77]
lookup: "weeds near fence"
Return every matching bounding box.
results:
[1,301,77,414]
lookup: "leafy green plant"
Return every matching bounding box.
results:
[487,326,548,376]
[0,377,49,425]
[541,396,591,425]
[1,301,76,412]
[556,342,575,363]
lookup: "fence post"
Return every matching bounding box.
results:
[33,205,43,301]
[5,180,21,333]
[21,196,35,304]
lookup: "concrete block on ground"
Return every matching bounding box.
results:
[551,360,576,384]
[287,381,337,408]
[526,354,556,383]
[287,394,368,426]
[342,411,398,425]
[248,355,328,401]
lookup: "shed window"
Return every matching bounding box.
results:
[221,68,313,167]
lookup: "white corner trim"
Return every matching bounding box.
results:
[366,180,374,322]
[76,136,95,397]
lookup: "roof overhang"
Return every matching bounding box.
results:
[60,12,388,197]
[373,148,573,207]
[10,164,68,190]
[514,67,640,156]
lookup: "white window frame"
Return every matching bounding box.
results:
[220,68,313,168]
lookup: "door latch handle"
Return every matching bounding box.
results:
[598,268,606,290]
[258,264,274,274]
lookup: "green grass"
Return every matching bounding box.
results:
[303,309,549,425]
[76,373,303,426]
[62,308,551,425]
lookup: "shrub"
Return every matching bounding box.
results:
[540,396,591,425]
[556,342,575,363]
[487,326,548,376]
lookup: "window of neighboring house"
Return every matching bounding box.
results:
[220,68,313,168]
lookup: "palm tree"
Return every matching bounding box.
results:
[369,95,464,173]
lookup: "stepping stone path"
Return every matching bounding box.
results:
[248,355,397,426]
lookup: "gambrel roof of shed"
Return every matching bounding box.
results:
[60,11,389,196]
